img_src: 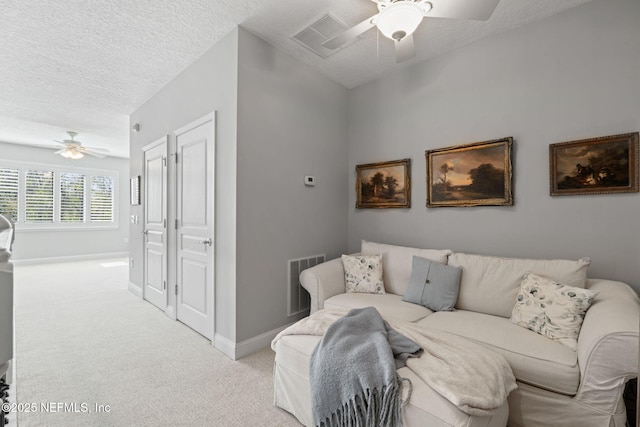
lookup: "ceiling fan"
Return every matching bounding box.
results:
[323,0,501,62]
[53,131,109,159]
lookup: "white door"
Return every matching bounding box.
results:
[143,137,168,311]
[175,114,215,340]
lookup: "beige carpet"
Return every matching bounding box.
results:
[14,259,302,427]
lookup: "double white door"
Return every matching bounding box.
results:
[142,113,215,340]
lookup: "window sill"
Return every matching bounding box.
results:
[16,225,119,232]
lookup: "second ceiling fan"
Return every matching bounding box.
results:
[53,131,109,159]
[323,0,502,63]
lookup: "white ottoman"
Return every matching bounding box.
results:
[274,334,509,427]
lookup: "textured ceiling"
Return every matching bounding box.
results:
[0,0,592,158]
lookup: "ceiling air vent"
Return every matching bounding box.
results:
[292,13,357,59]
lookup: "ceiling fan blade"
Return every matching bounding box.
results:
[53,140,67,145]
[322,14,378,50]
[82,150,107,158]
[395,34,416,63]
[427,0,501,21]
[78,146,107,158]
[53,148,66,155]
[84,146,110,153]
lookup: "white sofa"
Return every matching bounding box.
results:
[272,241,639,427]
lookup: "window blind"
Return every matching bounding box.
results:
[60,172,85,222]
[90,175,114,222]
[25,170,54,223]
[0,167,19,220]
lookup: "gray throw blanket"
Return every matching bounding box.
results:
[310,307,422,427]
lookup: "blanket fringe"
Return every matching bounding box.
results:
[318,374,410,427]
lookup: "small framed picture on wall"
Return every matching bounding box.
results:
[355,158,411,209]
[130,175,141,205]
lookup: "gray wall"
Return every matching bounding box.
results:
[347,0,640,292]
[129,28,239,341]
[235,29,348,342]
[0,141,129,260]
[128,0,638,352]
[128,27,349,347]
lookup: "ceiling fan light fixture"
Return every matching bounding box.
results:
[376,2,424,41]
[61,149,84,160]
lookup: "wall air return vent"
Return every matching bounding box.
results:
[287,254,325,316]
[292,13,358,59]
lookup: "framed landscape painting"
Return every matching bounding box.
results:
[549,132,639,196]
[426,137,513,207]
[356,159,411,208]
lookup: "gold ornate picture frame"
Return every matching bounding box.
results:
[549,132,639,196]
[426,137,513,207]
[356,159,411,209]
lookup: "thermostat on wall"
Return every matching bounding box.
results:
[304,175,316,186]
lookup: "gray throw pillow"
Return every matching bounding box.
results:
[402,256,462,311]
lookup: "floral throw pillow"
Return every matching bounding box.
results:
[341,254,385,294]
[510,272,599,350]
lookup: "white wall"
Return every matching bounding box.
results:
[347,0,640,292]
[0,141,129,260]
[235,29,349,342]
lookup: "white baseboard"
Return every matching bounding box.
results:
[128,282,142,298]
[13,252,129,266]
[214,321,298,361]
[214,334,236,360]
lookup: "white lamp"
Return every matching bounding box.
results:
[376,2,425,41]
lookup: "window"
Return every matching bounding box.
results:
[25,170,54,223]
[90,176,114,222]
[0,161,117,229]
[0,167,19,220]
[60,173,86,223]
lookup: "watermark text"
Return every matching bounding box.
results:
[2,402,111,414]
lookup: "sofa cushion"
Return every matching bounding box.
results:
[274,334,321,381]
[324,293,433,323]
[403,256,462,312]
[448,252,591,318]
[511,272,599,351]
[416,310,580,396]
[341,254,385,294]
[274,334,509,427]
[361,241,452,296]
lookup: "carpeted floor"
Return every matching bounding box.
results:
[14,258,302,426]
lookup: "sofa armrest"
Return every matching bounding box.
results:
[575,279,639,413]
[300,257,346,313]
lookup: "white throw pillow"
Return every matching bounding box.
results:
[341,254,385,294]
[510,272,599,350]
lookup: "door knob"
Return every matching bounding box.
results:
[200,238,212,246]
